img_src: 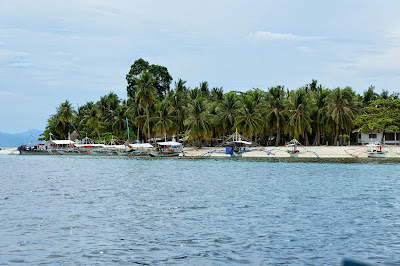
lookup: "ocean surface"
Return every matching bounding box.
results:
[1,155,400,265]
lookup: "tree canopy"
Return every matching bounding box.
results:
[41,59,400,147]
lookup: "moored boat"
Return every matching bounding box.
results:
[365,142,386,158]
[149,141,182,157]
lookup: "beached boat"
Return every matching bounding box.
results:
[285,139,300,157]
[116,143,153,156]
[221,130,254,157]
[148,141,182,157]
[365,142,386,158]
[18,144,60,155]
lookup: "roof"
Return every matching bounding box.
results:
[103,145,127,149]
[47,140,75,145]
[129,143,154,148]
[157,141,182,146]
[75,144,105,148]
[233,140,252,145]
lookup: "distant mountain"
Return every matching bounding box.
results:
[0,129,44,147]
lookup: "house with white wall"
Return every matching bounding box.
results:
[357,131,400,145]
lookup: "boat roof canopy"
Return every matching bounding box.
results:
[75,144,105,147]
[129,143,154,148]
[48,140,75,145]
[157,141,181,146]
[233,140,252,145]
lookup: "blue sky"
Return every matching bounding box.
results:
[1,0,400,133]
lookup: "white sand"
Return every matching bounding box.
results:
[0,148,18,155]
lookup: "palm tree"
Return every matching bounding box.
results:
[81,107,102,139]
[234,96,263,141]
[184,98,211,148]
[199,81,210,98]
[211,87,224,101]
[285,89,314,145]
[216,92,239,135]
[174,78,187,93]
[167,91,187,137]
[325,87,359,145]
[152,101,177,141]
[110,105,127,139]
[55,100,76,138]
[312,85,330,145]
[134,71,156,141]
[266,86,286,146]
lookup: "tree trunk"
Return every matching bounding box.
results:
[305,133,310,146]
[334,132,339,146]
[322,129,325,145]
[381,129,385,144]
[315,129,320,146]
[137,127,140,142]
[198,137,202,148]
[146,106,150,142]
[276,127,280,146]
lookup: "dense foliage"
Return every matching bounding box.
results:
[40,59,400,147]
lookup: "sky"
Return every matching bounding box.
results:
[1,0,400,133]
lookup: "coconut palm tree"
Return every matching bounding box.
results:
[134,71,156,141]
[199,81,210,98]
[285,88,314,145]
[184,97,211,148]
[211,87,224,101]
[110,105,127,139]
[167,91,187,137]
[81,107,102,139]
[54,100,76,138]
[266,86,286,146]
[152,101,177,141]
[215,92,239,136]
[234,96,263,141]
[325,87,359,145]
[174,78,187,93]
[312,85,330,145]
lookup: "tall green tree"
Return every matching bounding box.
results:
[184,98,211,148]
[266,86,286,146]
[325,87,359,145]
[235,96,263,141]
[216,92,239,135]
[152,101,177,141]
[285,89,314,145]
[126,58,172,99]
[356,99,400,143]
[134,71,156,141]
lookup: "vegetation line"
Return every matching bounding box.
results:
[40,58,400,147]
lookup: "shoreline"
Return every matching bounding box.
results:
[3,145,400,158]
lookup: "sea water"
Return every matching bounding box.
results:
[1,155,400,265]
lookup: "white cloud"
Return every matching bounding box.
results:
[0,90,17,96]
[246,31,321,41]
[6,62,31,67]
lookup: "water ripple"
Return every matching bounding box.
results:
[1,155,400,264]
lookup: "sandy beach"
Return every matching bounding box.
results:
[0,148,18,155]
[2,146,400,158]
[181,145,400,158]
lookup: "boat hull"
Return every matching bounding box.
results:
[148,151,180,157]
[19,150,60,155]
[367,152,386,158]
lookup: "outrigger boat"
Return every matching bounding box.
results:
[285,139,300,157]
[149,141,183,157]
[365,142,386,158]
[116,143,154,156]
[283,139,319,158]
[224,132,253,157]
[202,130,257,157]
